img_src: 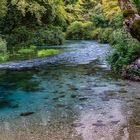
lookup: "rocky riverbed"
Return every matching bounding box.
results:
[0,41,139,140]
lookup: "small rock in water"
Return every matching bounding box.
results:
[43,97,49,99]
[20,112,35,116]
[101,112,107,115]
[71,94,78,98]
[78,97,88,101]
[97,120,103,123]
[92,123,106,127]
[110,120,120,124]
[115,83,125,87]
[71,123,84,127]
[56,104,67,108]
[101,96,110,101]
[53,97,59,101]
[69,85,78,91]
[59,95,65,98]
[119,88,127,93]
[135,97,140,100]
[10,103,19,108]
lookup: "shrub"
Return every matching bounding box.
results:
[108,28,140,71]
[0,37,7,53]
[91,28,103,40]
[0,37,9,62]
[91,27,113,43]
[30,45,37,50]
[0,54,9,62]
[66,21,94,40]
[32,26,65,46]
[18,45,37,54]
[37,49,61,57]
[6,26,65,51]
[99,28,113,43]
[91,4,109,28]
[6,26,32,49]
[18,48,35,54]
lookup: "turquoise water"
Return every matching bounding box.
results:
[0,41,139,140]
[0,41,110,115]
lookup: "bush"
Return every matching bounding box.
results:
[31,26,65,46]
[6,26,32,49]
[91,27,113,43]
[66,21,94,40]
[108,28,140,71]
[0,37,7,53]
[98,28,113,43]
[91,28,103,40]
[0,54,9,62]
[6,26,65,51]
[91,4,109,28]
[18,45,37,54]
[0,37,9,62]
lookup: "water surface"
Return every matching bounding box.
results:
[0,41,139,140]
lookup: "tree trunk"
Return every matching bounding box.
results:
[118,0,140,42]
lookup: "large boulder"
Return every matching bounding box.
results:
[122,58,140,81]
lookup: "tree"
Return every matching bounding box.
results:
[0,0,67,33]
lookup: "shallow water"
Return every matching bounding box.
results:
[0,41,140,140]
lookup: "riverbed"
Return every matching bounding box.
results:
[0,41,139,140]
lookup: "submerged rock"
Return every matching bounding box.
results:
[71,123,84,127]
[71,94,78,98]
[68,85,78,91]
[92,123,106,127]
[56,104,67,108]
[110,120,120,124]
[10,103,19,108]
[20,112,35,116]
[78,97,88,101]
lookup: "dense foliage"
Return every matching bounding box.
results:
[0,0,140,78]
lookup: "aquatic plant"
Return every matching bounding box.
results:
[18,45,37,54]
[37,49,61,57]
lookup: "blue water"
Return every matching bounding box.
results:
[0,41,138,140]
[0,41,110,114]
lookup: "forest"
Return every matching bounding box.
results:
[1,1,140,140]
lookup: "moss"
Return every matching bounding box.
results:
[37,49,62,57]
[123,10,135,18]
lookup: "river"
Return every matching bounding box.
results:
[0,41,139,140]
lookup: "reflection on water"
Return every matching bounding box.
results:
[0,41,139,140]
